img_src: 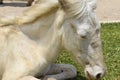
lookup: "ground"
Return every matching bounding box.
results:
[96,0,120,23]
[0,0,120,23]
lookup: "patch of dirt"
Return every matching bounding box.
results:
[0,0,120,22]
[96,0,120,22]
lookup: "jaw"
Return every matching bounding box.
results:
[85,71,93,80]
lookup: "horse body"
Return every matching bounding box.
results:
[0,0,106,80]
[0,7,66,80]
[0,26,47,80]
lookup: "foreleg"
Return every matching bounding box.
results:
[2,60,42,80]
[42,64,77,80]
[2,75,41,80]
[2,66,41,80]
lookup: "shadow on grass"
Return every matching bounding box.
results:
[66,76,86,80]
[66,72,87,80]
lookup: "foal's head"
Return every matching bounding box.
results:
[59,0,107,79]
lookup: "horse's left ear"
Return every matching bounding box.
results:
[87,0,97,11]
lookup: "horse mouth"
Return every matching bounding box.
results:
[85,71,101,80]
[85,71,92,80]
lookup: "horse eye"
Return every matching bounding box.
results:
[78,29,89,39]
[80,35,87,39]
[78,32,87,39]
[85,61,90,65]
[91,42,94,45]
[91,42,98,48]
[96,29,100,34]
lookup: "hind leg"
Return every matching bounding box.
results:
[19,76,41,80]
[42,64,77,80]
[2,61,40,80]
[2,71,41,80]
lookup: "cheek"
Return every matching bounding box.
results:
[75,53,88,67]
[88,45,94,54]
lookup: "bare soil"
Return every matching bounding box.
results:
[96,0,120,22]
[0,0,120,22]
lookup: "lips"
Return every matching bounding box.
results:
[85,71,92,80]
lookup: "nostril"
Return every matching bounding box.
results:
[96,73,102,79]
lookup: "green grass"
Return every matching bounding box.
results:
[101,23,120,80]
[56,23,120,80]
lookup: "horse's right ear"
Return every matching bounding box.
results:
[58,0,84,18]
[87,0,97,11]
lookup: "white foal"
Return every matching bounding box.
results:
[0,0,106,80]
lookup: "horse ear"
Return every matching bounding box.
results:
[87,0,97,11]
[58,0,80,11]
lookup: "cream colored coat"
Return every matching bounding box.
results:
[0,0,106,80]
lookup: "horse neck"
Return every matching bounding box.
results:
[61,0,88,52]
[21,16,62,63]
[37,24,63,63]
[40,9,65,62]
[20,7,58,39]
[62,22,80,54]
